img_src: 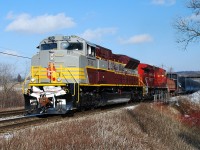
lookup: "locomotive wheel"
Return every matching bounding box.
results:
[62,110,74,117]
[67,110,74,117]
[80,107,86,112]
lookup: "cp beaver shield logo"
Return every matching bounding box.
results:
[47,62,56,81]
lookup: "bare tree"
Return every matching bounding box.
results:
[174,0,200,50]
[0,63,14,94]
[0,63,23,108]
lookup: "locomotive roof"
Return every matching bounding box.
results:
[40,35,140,67]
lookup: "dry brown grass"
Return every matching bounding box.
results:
[0,90,24,109]
[173,97,200,130]
[1,103,200,150]
[131,103,200,150]
[0,106,24,112]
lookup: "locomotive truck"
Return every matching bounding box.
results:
[23,35,176,115]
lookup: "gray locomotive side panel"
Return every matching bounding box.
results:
[97,59,108,70]
[31,54,40,66]
[79,55,87,84]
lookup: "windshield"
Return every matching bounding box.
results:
[61,42,83,50]
[41,43,57,50]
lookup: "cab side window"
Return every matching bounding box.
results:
[61,42,83,50]
[87,45,96,57]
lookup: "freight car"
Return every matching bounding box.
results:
[166,72,200,95]
[23,35,144,115]
[178,76,200,94]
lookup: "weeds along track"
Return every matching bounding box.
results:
[0,109,26,118]
[0,102,140,135]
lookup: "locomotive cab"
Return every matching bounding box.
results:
[38,35,95,57]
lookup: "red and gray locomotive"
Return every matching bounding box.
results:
[23,35,176,115]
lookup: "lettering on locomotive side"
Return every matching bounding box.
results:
[88,59,94,66]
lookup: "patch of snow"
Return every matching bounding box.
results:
[168,96,179,102]
[0,133,14,140]
[124,105,138,110]
[168,91,200,105]
[107,98,129,104]
[184,115,190,118]
[187,91,200,104]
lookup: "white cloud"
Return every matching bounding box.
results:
[119,34,153,44]
[152,0,176,5]
[5,12,76,34]
[80,27,117,41]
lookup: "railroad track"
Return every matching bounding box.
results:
[0,109,26,118]
[0,102,140,135]
[0,115,63,134]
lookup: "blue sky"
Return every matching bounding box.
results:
[0,0,199,76]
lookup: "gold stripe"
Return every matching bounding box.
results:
[32,67,84,71]
[29,83,66,86]
[96,56,126,65]
[36,76,86,79]
[28,83,142,89]
[79,84,142,87]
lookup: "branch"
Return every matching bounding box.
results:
[174,16,200,50]
[188,0,200,15]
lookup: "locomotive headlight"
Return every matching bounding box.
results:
[63,36,70,40]
[48,36,55,40]
[57,78,61,82]
[31,78,35,82]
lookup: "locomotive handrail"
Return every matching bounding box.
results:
[66,68,78,83]
[153,93,171,103]
[22,72,31,94]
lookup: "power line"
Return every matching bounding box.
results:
[0,51,31,59]
[0,46,31,59]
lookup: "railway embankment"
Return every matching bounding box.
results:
[0,98,200,150]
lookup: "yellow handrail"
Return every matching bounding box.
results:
[30,65,85,84]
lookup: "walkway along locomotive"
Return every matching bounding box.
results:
[23,35,176,115]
